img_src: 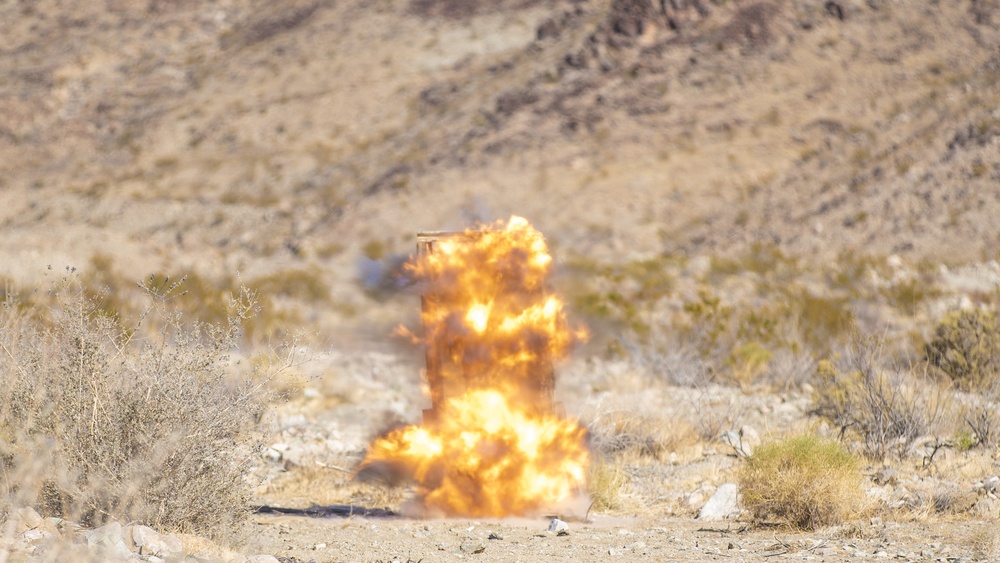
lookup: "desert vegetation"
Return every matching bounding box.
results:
[738,435,862,530]
[2,0,1000,559]
[0,274,275,544]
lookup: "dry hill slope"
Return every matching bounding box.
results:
[0,0,998,333]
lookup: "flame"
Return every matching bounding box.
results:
[358,216,589,517]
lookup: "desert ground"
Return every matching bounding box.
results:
[2,0,1000,561]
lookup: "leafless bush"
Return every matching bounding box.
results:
[962,376,1000,449]
[0,275,272,538]
[812,332,947,460]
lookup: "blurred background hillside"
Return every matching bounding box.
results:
[2,0,999,351]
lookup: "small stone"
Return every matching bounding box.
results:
[547,518,569,533]
[313,542,327,550]
[983,475,1000,494]
[973,496,1000,518]
[487,532,503,540]
[870,517,883,527]
[697,483,740,521]
[244,556,281,563]
[872,467,898,486]
[460,541,486,554]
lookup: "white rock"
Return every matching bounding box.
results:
[18,528,47,543]
[973,497,999,518]
[131,525,182,557]
[86,521,132,559]
[245,555,281,563]
[547,518,569,533]
[697,483,741,521]
[983,475,999,494]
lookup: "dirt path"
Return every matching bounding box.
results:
[242,513,994,562]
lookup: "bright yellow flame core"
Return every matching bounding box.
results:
[364,390,589,517]
[358,216,589,517]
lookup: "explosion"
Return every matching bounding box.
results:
[357,216,589,518]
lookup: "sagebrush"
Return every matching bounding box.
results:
[925,308,1000,390]
[0,275,272,538]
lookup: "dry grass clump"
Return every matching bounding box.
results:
[587,411,699,461]
[0,275,272,538]
[970,528,1000,561]
[586,456,627,512]
[925,308,1000,391]
[738,434,862,530]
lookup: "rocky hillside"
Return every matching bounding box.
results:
[1,0,998,337]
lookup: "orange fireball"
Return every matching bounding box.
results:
[358,216,589,517]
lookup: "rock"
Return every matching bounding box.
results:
[245,556,281,563]
[460,541,486,554]
[867,485,892,503]
[720,426,759,457]
[15,506,44,532]
[872,467,898,486]
[983,475,1000,494]
[684,483,715,510]
[697,483,741,520]
[547,518,569,533]
[131,524,183,557]
[739,425,761,450]
[973,496,1000,518]
[85,521,132,559]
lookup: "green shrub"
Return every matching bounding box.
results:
[738,435,862,530]
[925,308,1000,390]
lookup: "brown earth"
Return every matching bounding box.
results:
[2,1,1000,561]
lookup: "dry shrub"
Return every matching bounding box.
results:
[587,411,698,460]
[971,528,1000,561]
[0,276,271,538]
[812,333,946,460]
[738,435,862,530]
[724,341,773,390]
[925,308,1000,391]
